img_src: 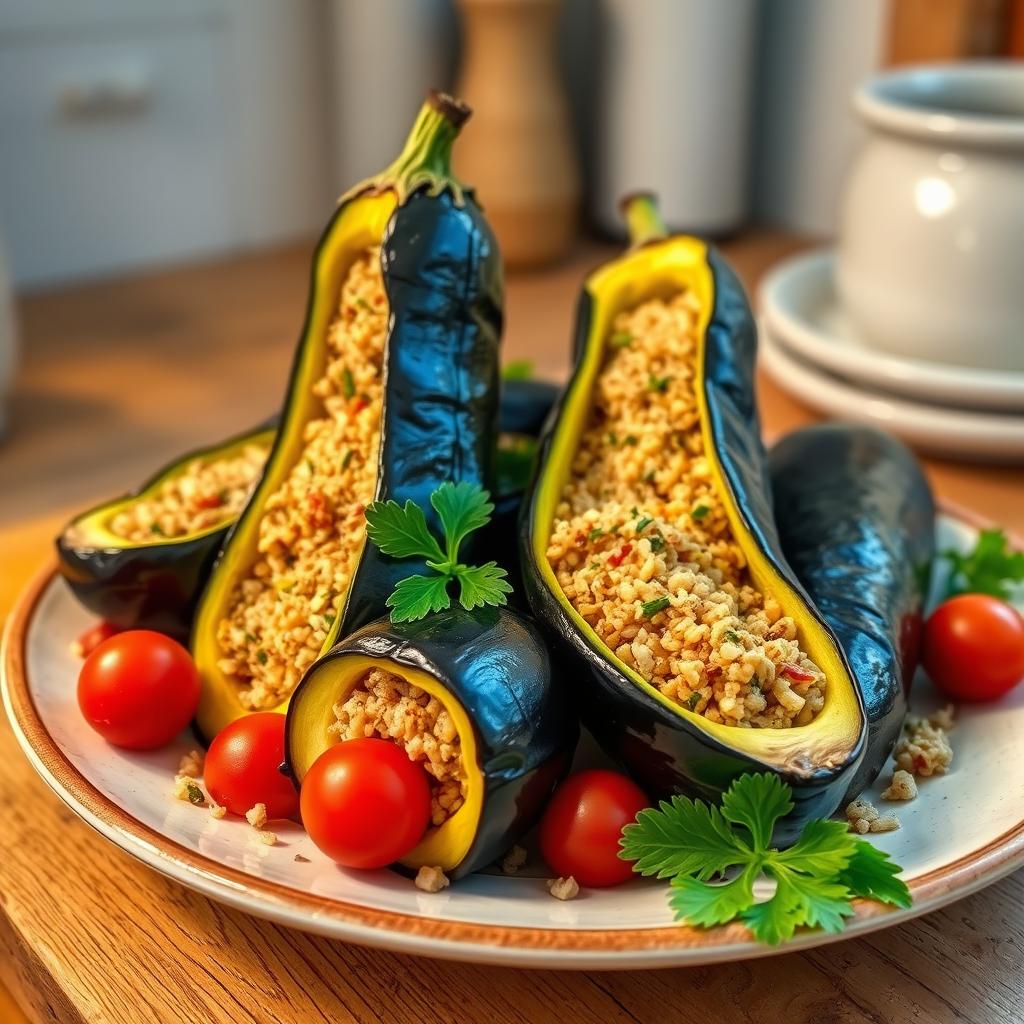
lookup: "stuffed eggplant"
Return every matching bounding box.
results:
[285,607,574,879]
[192,92,502,740]
[56,377,556,643]
[769,424,935,799]
[56,423,275,639]
[520,193,866,831]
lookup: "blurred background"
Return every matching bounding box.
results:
[0,0,1022,598]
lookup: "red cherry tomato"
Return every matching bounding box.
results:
[204,713,299,820]
[300,739,431,869]
[923,594,1024,702]
[77,630,200,750]
[539,769,649,888]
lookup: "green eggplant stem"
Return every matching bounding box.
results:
[341,90,473,207]
[620,191,668,249]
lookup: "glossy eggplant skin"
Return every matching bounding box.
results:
[769,424,936,799]
[285,607,575,880]
[55,424,275,640]
[520,221,866,839]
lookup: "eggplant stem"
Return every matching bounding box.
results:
[340,90,473,208]
[619,191,668,249]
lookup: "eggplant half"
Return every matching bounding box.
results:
[519,194,866,832]
[56,423,275,640]
[285,607,575,879]
[768,424,936,799]
[192,93,503,740]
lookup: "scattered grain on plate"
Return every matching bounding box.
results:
[414,865,450,893]
[209,804,227,820]
[546,876,580,901]
[894,712,954,777]
[500,845,528,875]
[177,749,204,779]
[546,292,825,729]
[929,703,956,732]
[881,769,918,802]
[245,802,268,829]
[173,776,206,807]
[845,798,899,834]
[255,830,277,846]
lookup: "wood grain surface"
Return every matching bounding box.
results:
[0,234,1021,1023]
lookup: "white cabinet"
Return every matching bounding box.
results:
[0,1,331,288]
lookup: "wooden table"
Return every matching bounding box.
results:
[1,233,1021,1024]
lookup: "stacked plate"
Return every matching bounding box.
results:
[758,249,1024,462]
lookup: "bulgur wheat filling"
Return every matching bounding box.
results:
[215,249,386,708]
[330,666,467,828]
[547,292,826,728]
[109,444,267,542]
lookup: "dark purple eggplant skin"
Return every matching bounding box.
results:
[768,423,936,799]
[285,606,576,880]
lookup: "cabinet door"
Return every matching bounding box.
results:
[0,19,232,286]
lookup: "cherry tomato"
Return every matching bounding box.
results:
[71,620,122,659]
[923,594,1024,702]
[77,630,200,750]
[300,739,431,869]
[539,769,649,888]
[204,713,299,820]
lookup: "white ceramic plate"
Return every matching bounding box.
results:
[758,248,1024,413]
[760,326,1024,463]
[4,512,1024,969]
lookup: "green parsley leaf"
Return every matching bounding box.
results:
[610,331,633,349]
[692,503,710,520]
[456,561,514,612]
[943,528,1024,600]
[342,367,356,399]
[641,596,671,618]
[619,773,911,946]
[365,483,512,623]
[256,650,268,665]
[386,574,452,622]
[648,374,671,393]
[354,296,372,312]
[649,534,666,553]
[721,772,792,851]
[341,450,354,470]
[588,527,605,542]
[185,781,205,806]
[837,840,912,909]
[150,522,165,536]
[636,516,654,533]
[624,435,639,446]
[431,482,493,564]
[364,499,445,562]
[724,629,741,644]
[620,795,748,881]
[501,359,535,381]
[607,431,619,446]
[669,865,757,928]
[684,692,701,711]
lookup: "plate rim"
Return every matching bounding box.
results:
[4,508,1024,969]
[758,247,1024,410]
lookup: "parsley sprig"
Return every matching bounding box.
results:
[943,528,1024,601]
[364,482,513,623]
[620,774,910,945]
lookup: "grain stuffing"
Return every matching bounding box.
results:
[845,798,900,835]
[216,249,386,709]
[109,445,266,542]
[894,707,955,777]
[547,292,825,728]
[330,666,467,828]
[414,865,450,893]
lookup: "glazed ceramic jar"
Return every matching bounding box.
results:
[837,62,1024,372]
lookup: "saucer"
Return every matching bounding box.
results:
[759,325,1024,463]
[758,248,1024,413]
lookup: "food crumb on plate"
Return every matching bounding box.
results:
[245,802,268,829]
[546,876,580,901]
[500,845,528,875]
[209,804,227,820]
[294,854,311,863]
[177,749,204,779]
[894,708,954,777]
[881,769,918,802]
[414,865,450,893]
[255,829,277,846]
[845,799,900,834]
[173,775,206,807]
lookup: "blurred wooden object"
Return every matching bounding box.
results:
[454,0,579,269]
[1007,0,1024,53]
[885,0,1009,63]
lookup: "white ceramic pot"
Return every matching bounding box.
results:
[837,62,1024,372]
